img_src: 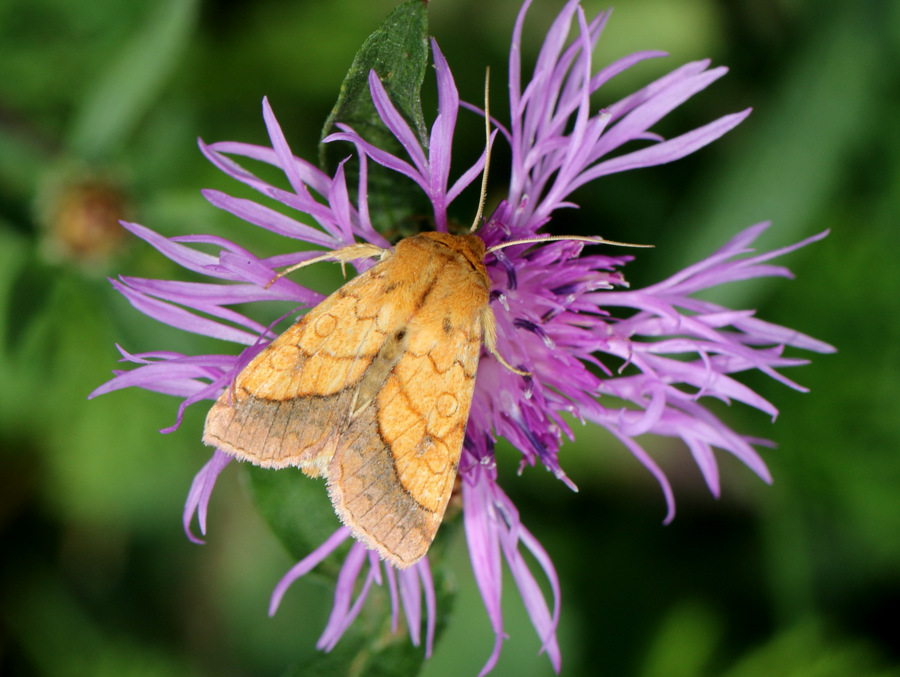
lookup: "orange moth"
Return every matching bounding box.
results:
[202,73,645,567]
[204,231,502,567]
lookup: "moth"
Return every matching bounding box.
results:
[202,73,644,568]
[203,231,507,568]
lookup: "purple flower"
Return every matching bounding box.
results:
[91,0,833,674]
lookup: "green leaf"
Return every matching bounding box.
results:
[67,0,200,159]
[320,0,431,239]
[281,634,368,677]
[246,461,458,676]
[246,464,347,576]
[280,561,455,677]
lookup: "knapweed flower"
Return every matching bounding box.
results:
[91,0,833,674]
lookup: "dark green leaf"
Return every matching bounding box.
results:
[280,559,455,677]
[281,634,367,677]
[320,0,431,239]
[246,455,459,676]
[246,464,347,577]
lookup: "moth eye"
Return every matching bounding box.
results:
[394,328,407,341]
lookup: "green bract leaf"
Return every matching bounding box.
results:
[280,563,455,677]
[246,465,346,577]
[246,460,457,676]
[321,0,431,239]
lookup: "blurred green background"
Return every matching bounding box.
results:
[1,0,898,675]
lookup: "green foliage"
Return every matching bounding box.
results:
[720,620,900,677]
[279,566,454,677]
[68,0,201,159]
[246,465,347,575]
[320,0,432,239]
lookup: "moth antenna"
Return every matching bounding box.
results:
[469,67,492,235]
[493,350,529,377]
[264,242,387,289]
[486,235,653,255]
[481,306,530,377]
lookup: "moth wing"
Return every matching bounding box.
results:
[206,233,493,568]
[327,314,483,568]
[202,267,391,475]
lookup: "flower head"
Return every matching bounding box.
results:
[92,1,833,674]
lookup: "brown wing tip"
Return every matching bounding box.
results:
[326,476,434,569]
[345,522,428,570]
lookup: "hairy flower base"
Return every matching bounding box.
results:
[91,0,833,673]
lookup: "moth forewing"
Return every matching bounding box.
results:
[203,232,497,567]
[349,323,410,419]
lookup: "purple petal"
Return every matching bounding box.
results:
[446,130,496,206]
[398,565,422,648]
[182,450,231,544]
[577,109,752,185]
[89,358,225,399]
[202,189,338,246]
[385,565,400,633]
[462,462,506,676]
[317,542,370,651]
[121,222,224,277]
[111,279,262,345]
[262,97,308,199]
[326,160,357,242]
[269,528,352,616]
[204,139,332,197]
[589,49,668,93]
[428,38,460,220]
[418,559,437,658]
[326,126,428,193]
[367,70,428,174]
[320,554,379,652]
[500,527,561,671]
